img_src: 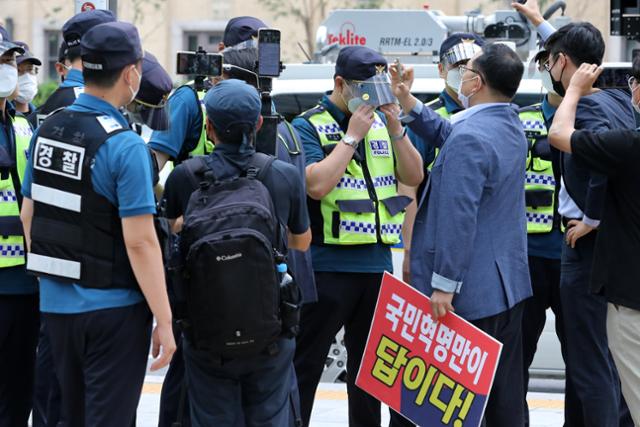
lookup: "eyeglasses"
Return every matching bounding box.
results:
[458,65,480,77]
[629,76,638,92]
[543,53,563,72]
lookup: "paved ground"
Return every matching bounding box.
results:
[137,376,565,426]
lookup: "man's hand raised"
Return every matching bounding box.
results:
[512,0,545,27]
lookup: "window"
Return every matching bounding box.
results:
[45,30,61,82]
[183,31,223,53]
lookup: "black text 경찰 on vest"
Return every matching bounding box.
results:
[519,104,558,234]
[26,110,138,289]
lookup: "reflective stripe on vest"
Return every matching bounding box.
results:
[305,108,405,245]
[189,90,214,157]
[0,115,31,268]
[425,100,451,171]
[520,106,557,234]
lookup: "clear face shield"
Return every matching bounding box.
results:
[346,72,397,113]
[442,42,482,92]
[127,95,171,131]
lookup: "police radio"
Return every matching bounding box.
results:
[255,28,285,156]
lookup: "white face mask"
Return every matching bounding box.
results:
[128,66,141,105]
[16,73,38,104]
[540,70,558,96]
[0,63,18,98]
[457,75,479,109]
[446,67,462,92]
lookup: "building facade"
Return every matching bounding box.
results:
[0,0,613,83]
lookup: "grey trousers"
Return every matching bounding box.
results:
[607,303,640,426]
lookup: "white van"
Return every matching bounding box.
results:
[272,63,565,381]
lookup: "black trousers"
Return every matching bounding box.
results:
[0,294,39,427]
[559,232,632,427]
[522,255,583,426]
[294,271,413,427]
[45,303,152,427]
[32,319,62,427]
[472,302,525,427]
[158,323,191,427]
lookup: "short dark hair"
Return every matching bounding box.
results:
[83,62,136,89]
[222,47,258,73]
[633,55,640,81]
[66,46,82,63]
[210,120,256,146]
[473,43,523,100]
[544,22,605,66]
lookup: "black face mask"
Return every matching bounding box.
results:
[549,55,566,97]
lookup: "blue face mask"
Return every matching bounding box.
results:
[456,75,479,109]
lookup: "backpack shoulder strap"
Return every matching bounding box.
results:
[247,152,276,181]
[183,156,211,189]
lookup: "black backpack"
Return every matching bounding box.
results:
[177,153,284,358]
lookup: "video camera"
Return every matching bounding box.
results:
[176,47,223,91]
[174,29,284,156]
[255,28,285,157]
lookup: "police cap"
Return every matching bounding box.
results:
[81,21,143,71]
[15,42,42,66]
[63,9,116,57]
[58,40,68,63]
[223,16,266,48]
[138,52,172,106]
[439,32,484,66]
[0,25,25,57]
[335,46,387,81]
[204,79,261,133]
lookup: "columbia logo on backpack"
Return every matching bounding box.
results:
[174,152,286,358]
[216,253,243,262]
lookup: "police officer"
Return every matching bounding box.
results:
[12,42,41,117]
[292,46,423,427]
[20,21,176,426]
[399,32,483,283]
[28,9,116,128]
[161,78,311,427]
[54,41,71,83]
[26,12,116,426]
[0,29,36,427]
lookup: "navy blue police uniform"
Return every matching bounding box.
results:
[27,9,115,129]
[21,22,156,427]
[161,79,309,427]
[29,13,115,427]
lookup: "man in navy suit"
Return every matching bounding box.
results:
[391,43,533,427]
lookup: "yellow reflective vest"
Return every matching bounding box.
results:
[519,105,557,234]
[302,106,407,245]
[0,114,31,268]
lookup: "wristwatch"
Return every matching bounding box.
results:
[342,134,360,150]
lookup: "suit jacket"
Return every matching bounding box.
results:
[408,103,532,321]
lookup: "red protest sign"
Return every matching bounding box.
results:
[356,272,503,427]
[81,2,96,11]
